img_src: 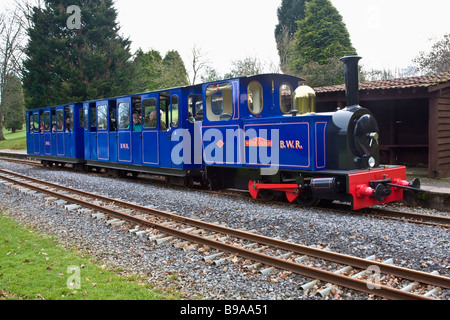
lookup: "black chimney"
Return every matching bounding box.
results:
[340,55,362,108]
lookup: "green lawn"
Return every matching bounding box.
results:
[0,213,183,300]
[0,129,27,150]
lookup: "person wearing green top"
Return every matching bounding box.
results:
[133,112,142,132]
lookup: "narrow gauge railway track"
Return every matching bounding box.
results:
[212,189,450,228]
[0,168,448,300]
[1,155,448,228]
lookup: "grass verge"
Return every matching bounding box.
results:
[0,213,182,300]
[0,129,27,150]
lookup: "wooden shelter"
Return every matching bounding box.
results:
[314,73,450,178]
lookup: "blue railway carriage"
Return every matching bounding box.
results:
[26,103,85,167]
[80,87,203,184]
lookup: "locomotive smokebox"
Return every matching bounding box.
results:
[341,55,362,109]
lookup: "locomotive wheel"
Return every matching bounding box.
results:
[295,188,320,207]
[258,190,279,202]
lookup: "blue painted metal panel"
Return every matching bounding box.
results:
[132,131,142,165]
[142,131,158,165]
[44,132,52,155]
[56,131,65,156]
[202,124,243,167]
[118,131,132,163]
[97,131,109,160]
[242,115,331,171]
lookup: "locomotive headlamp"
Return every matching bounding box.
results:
[368,157,376,168]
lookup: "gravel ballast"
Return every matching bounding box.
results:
[0,161,448,300]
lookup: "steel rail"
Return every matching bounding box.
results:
[1,169,448,290]
[0,169,448,299]
[2,155,448,228]
[363,207,450,228]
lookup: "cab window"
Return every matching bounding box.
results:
[206,83,233,121]
[280,83,293,114]
[248,81,263,115]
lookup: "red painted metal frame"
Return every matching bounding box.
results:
[248,181,302,202]
[348,166,407,210]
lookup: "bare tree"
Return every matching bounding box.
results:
[224,56,265,79]
[187,44,210,85]
[413,34,450,75]
[276,24,295,74]
[0,8,25,141]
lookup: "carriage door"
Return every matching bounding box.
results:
[83,104,90,160]
[117,98,132,163]
[55,107,65,157]
[141,94,159,166]
[88,103,98,160]
[32,112,40,154]
[129,97,142,166]
[64,105,74,158]
[159,90,180,168]
[43,110,52,155]
[96,101,109,161]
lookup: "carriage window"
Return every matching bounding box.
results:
[56,110,64,131]
[188,95,203,121]
[206,83,233,121]
[79,108,84,128]
[109,104,117,131]
[33,113,39,132]
[171,95,179,128]
[160,93,169,131]
[143,98,157,129]
[90,105,97,131]
[83,106,89,130]
[248,81,263,115]
[118,102,130,130]
[43,111,51,131]
[280,83,293,114]
[97,104,108,130]
[67,108,74,132]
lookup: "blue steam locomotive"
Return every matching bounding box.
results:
[25,55,421,210]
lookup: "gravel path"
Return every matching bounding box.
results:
[0,161,448,300]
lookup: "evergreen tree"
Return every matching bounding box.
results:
[22,0,133,109]
[290,0,356,73]
[132,49,188,92]
[274,0,309,72]
[160,50,189,89]
[132,49,163,92]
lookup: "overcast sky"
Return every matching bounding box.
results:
[2,0,449,76]
[113,0,449,75]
